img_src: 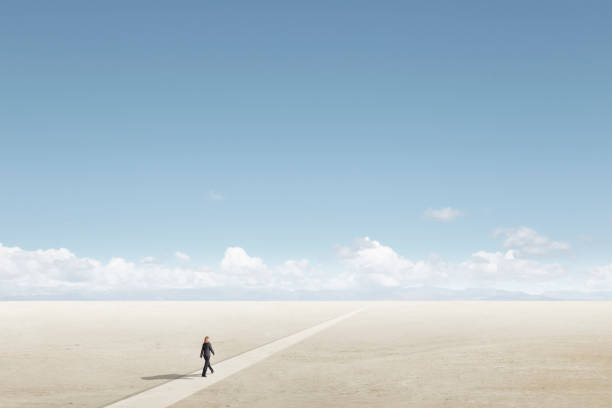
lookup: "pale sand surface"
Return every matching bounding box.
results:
[0,301,360,408]
[172,302,612,408]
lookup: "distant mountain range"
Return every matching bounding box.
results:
[3,286,612,301]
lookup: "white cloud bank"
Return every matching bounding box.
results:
[0,243,346,295]
[0,243,217,292]
[337,234,567,289]
[424,207,464,221]
[586,263,612,290]
[339,237,448,287]
[461,250,564,281]
[0,227,603,298]
[221,247,266,274]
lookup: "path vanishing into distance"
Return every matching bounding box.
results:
[103,308,364,408]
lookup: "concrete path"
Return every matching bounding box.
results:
[103,308,363,408]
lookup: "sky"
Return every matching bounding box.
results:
[1,1,612,298]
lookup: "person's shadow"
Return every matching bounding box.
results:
[141,373,201,380]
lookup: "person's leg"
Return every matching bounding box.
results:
[201,361,207,377]
[204,358,211,375]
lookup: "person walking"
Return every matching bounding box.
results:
[200,336,215,377]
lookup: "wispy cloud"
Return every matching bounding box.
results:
[209,190,224,201]
[424,207,464,222]
[494,227,571,256]
[174,251,191,262]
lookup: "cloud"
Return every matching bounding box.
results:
[269,259,355,291]
[336,236,566,287]
[174,251,191,262]
[209,190,224,201]
[586,263,612,290]
[495,227,570,256]
[0,243,217,291]
[339,237,448,287]
[424,207,464,222]
[220,247,267,274]
[0,242,356,296]
[218,250,351,291]
[0,244,98,285]
[461,250,565,281]
[0,235,583,298]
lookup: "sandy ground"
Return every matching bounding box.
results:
[3,302,612,408]
[171,302,612,408]
[0,301,360,408]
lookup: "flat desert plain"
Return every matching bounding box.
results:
[2,302,612,408]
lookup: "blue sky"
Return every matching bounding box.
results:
[1,1,611,297]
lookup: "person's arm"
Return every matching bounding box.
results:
[210,344,215,356]
[200,344,204,358]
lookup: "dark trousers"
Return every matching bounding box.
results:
[202,357,213,376]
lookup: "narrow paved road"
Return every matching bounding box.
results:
[103,308,364,408]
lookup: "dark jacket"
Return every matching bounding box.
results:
[200,342,215,359]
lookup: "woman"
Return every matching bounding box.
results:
[200,336,215,377]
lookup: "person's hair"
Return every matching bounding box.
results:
[204,336,210,343]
